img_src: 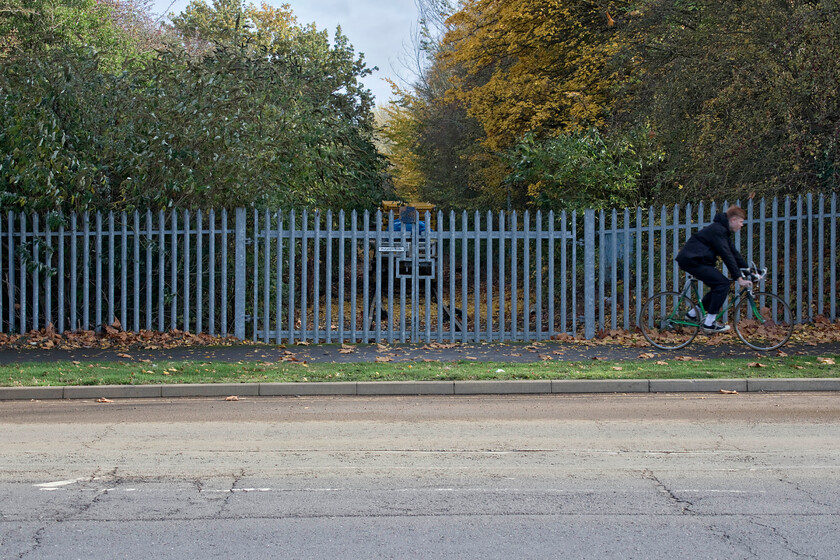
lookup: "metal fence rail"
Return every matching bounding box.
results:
[2,192,837,342]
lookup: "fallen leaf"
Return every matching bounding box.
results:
[375,356,392,363]
[116,353,132,359]
[96,397,113,403]
[225,395,239,401]
[655,361,669,366]
[612,366,623,371]
[793,365,805,370]
[424,342,458,349]
[539,354,553,361]
[638,352,656,359]
[817,357,836,365]
[747,362,767,368]
[719,389,739,395]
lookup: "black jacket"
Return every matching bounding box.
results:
[676,212,748,279]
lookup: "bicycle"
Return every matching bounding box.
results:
[637,264,793,351]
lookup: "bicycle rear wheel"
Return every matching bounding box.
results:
[733,292,793,351]
[638,291,701,350]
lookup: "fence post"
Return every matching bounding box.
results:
[584,209,596,339]
[234,208,246,340]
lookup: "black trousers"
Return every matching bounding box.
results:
[677,261,732,315]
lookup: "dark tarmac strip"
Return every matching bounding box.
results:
[1,341,838,365]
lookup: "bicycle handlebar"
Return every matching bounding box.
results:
[739,261,767,283]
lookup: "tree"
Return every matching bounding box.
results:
[504,127,662,212]
[171,0,298,52]
[613,0,840,202]
[394,0,631,209]
[1,0,159,70]
[441,0,626,152]
[0,0,386,212]
[377,0,487,210]
[0,0,165,211]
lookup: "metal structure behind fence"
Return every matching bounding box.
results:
[2,193,837,342]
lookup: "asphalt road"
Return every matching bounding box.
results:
[2,393,840,559]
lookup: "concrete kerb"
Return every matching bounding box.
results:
[358,381,455,395]
[261,382,356,396]
[64,385,163,399]
[746,378,840,392]
[455,380,552,394]
[649,379,748,393]
[161,383,260,398]
[0,386,64,400]
[2,379,840,401]
[552,379,649,393]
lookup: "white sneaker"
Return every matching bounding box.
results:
[702,321,730,333]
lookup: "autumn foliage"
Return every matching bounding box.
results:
[381,0,840,212]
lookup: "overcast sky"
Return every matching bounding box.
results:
[151,0,420,105]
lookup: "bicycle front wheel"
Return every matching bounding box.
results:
[638,291,701,350]
[733,292,793,351]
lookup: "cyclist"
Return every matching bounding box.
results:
[675,206,752,333]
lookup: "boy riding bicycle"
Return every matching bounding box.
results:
[675,206,753,333]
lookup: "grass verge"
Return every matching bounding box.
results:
[1,355,838,387]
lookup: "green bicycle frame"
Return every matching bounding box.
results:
[666,278,765,327]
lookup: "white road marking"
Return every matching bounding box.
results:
[33,478,86,489]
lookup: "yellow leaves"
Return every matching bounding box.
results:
[441,0,617,151]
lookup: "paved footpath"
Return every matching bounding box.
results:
[2,340,839,365]
[1,341,839,400]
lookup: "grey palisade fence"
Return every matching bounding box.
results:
[1,193,837,342]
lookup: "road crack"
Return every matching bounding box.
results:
[777,475,833,509]
[17,526,46,560]
[747,519,819,559]
[217,469,246,518]
[641,470,694,514]
[81,423,120,450]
